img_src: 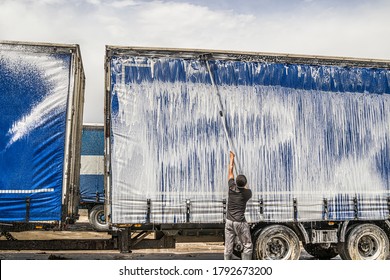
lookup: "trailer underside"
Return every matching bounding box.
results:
[1,219,389,260]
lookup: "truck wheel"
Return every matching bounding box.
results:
[337,224,359,260]
[303,243,338,259]
[89,205,109,231]
[253,225,301,260]
[343,224,389,260]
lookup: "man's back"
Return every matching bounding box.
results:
[227,178,252,222]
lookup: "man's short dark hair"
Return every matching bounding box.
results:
[236,175,247,188]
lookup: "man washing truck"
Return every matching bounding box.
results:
[224,151,253,260]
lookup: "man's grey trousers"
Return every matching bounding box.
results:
[224,219,253,260]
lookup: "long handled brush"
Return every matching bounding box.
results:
[202,55,242,174]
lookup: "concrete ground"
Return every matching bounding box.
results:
[0,243,321,260]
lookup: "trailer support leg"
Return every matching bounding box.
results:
[119,228,130,253]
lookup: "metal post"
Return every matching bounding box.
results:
[119,228,130,253]
[323,198,329,220]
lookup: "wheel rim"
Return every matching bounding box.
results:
[265,235,291,259]
[97,211,106,225]
[357,234,380,259]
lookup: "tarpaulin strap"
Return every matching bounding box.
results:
[353,197,359,220]
[293,198,298,221]
[323,198,329,220]
[96,192,100,202]
[25,197,31,222]
[222,199,227,222]
[146,199,151,223]
[202,55,242,174]
[186,199,191,223]
[259,197,264,220]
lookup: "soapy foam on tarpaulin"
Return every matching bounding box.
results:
[110,56,390,223]
[0,49,69,149]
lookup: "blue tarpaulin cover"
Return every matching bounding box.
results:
[107,50,390,224]
[80,125,104,203]
[0,44,72,222]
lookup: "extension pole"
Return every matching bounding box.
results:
[205,59,242,174]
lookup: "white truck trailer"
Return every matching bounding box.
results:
[104,46,390,260]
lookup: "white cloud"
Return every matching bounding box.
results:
[86,0,102,4]
[109,0,139,8]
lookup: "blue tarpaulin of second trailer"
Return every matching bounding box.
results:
[109,54,390,224]
[80,126,105,203]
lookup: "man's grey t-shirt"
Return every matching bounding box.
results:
[227,178,252,222]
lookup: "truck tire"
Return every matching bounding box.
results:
[253,225,301,260]
[342,224,389,260]
[89,205,109,231]
[303,243,338,259]
[337,223,359,260]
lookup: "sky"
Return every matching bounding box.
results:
[1,0,389,123]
